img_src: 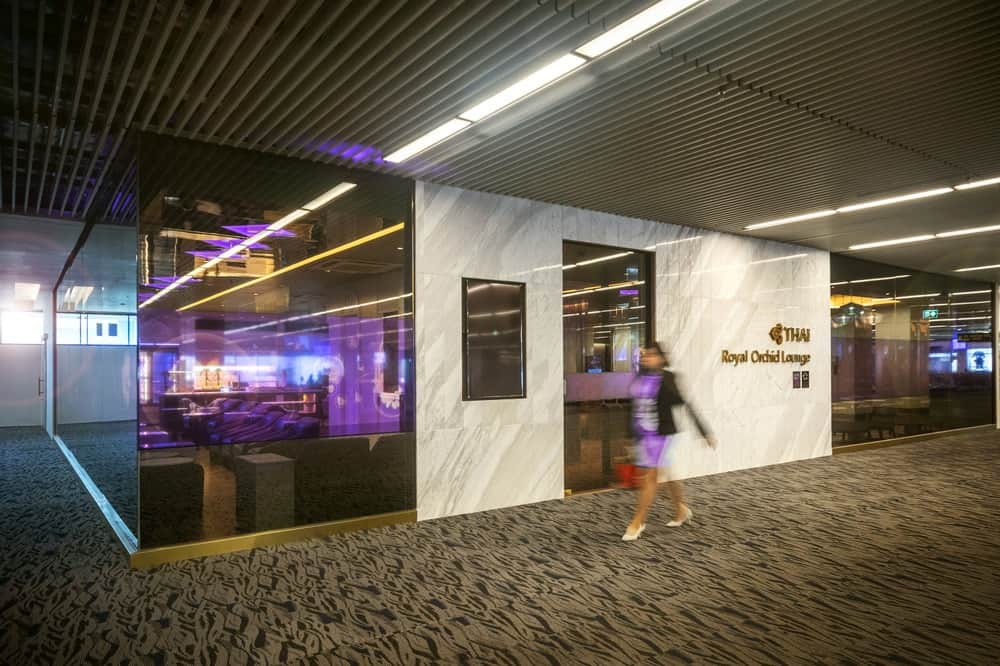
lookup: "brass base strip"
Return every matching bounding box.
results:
[130,509,416,569]
[832,424,995,455]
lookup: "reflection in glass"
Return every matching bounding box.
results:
[462,279,526,400]
[136,135,415,547]
[830,255,994,445]
[563,242,652,492]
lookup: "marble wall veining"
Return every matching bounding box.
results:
[415,181,832,521]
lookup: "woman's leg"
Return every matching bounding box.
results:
[666,476,687,520]
[627,467,658,532]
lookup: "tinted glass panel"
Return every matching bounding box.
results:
[135,135,415,547]
[462,279,526,400]
[831,255,994,446]
[562,242,652,492]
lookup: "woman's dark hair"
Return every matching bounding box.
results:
[646,342,668,360]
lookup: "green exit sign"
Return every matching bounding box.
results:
[922,309,939,320]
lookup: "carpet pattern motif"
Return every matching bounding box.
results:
[1,426,998,664]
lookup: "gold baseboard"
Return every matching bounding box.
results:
[130,509,416,569]
[832,424,996,455]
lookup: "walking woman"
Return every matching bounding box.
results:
[622,343,716,541]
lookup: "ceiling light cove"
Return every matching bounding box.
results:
[836,187,953,213]
[955,264,1000,272]
[745,210,836,231]
[955,176,1000,190]
[384,119,471,163]
[459,55,586,123]
[575,0,704,58]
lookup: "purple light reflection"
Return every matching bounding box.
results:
[203,238,270,250]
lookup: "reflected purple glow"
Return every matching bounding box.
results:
[203,238,271,250]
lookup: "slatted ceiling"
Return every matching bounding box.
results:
[1,0,999,257]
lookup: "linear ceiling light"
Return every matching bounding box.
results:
[643,235,702,250]
[954,176,1000,190]
[575,0,704,57]
[955,264,1000,272]
[950,290,992,296]
[895,293,940,300]
[178,223,405,311]
[928,301,991,306]
[935,224,1000,238]
[383,1,704,163]
[849,235,935,250]
[837,188,953,213]
[745,210,837,231]
[459,55,586,122]
[843,274,911,284]
[384,119,471,163]
[14,282,41,302]
[302,182,357,211]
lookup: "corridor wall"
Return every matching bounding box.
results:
[414,181,832,520]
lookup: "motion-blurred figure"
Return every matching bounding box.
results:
[622,343,716,541]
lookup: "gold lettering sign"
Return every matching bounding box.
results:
[720,323,812,367]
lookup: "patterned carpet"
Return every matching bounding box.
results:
[1,425,998,664]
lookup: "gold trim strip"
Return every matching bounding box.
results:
[130,509,416,569]
[832,424,995,455]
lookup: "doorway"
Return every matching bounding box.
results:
[562,241,653,493]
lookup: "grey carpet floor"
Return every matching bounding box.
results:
[1,425,998,665]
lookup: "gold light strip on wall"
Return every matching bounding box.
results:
[178,223,405,311]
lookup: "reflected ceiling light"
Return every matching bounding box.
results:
[301,182,357,211]
[954,175,1000,190]
[749,253,808,265]
[178,223,405,311]
[837,188,953,213]
[830,281,849,286]
[226,293,412,334]
[14,282,41,302]
[849,235,934,250]
[562,280,644,298]
[745,210,836,231]
[895,293,941,300]
[844,274,911,284]
[935,224,1000,238]
[955,264,1000,272]
[575,0,704,57]
[934,316,992,321]
[929,300,991,307]
[644,235,702,250]
[266,208,310,232]
[949,289,991,296]
[384,119,471,163]
[563,251,634,270]
[459,55,586,122]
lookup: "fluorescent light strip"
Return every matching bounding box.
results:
[749,253,808,264]
[384,119,471,163]
[745,210,837,231]
[933,316,992,321]
[929,301,991,306]
[178,223,405,311]
[563,305,645,317]
[840,274,911,285]
[459,54,586,122]
[562,280,644,298]
[384,1,706,163]
[955,176,1000,190]
[849,235,934,250]
[955,264,1000,272]
[575,0,703,57]
[935,223,1000,238]
[302,182,357,211]
[895,293,941,300]
[837,188,953,213]
[950,290,992,296]
[266,208,310,231]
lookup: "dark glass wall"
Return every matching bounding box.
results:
[136,135,414,547]
[54,152,139,535]
[831,255,995,445]
[563,242,652,492]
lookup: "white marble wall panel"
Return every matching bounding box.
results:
[415,182,832,521]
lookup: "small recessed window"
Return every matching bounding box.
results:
[95,323,103,337]
[108,323,118,337]
[462,278,526,400]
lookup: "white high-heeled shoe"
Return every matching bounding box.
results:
[667,506,693,527]
[621,523,646,541]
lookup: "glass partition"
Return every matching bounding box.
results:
[54,158,139,534]
[830,255,995,445]
[563,241,652,492]
[136,135,415,547]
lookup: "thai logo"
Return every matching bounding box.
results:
[770,324,810,345]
